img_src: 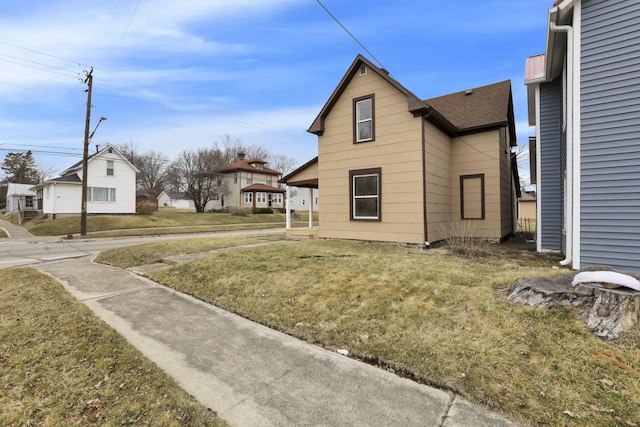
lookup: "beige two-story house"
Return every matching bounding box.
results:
[282,55,519,245]
[206,153,284,211]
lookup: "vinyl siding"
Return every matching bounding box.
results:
[318,68,425,243]
[86,152,137,214]
[539,80,563,251]
[424,119,452,243]
[450,131,505,240]
[580,0,640,270]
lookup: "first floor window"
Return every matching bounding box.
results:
[244,192,253,204]
[25,196,34,208]
[273,193,283,204]
[87,187,116,203]
[257,192,267,203]
[350,168,381,220]
[460,174,484,219]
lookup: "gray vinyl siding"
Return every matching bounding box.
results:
[539,79,564,251]
[580,0,640,271]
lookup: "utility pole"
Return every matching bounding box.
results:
[80,67,93,236]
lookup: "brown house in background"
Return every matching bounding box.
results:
[282,55,520,245]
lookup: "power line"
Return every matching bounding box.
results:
[0,57,79,80]
[0,40,85,67]
[118,0,142,48]
[315,0,386,70]
[0,81,86,104]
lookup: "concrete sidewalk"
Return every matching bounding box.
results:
[0,219,33,239]
[38,256,519,427]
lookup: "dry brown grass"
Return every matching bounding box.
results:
[0,268,226,426]
[129,239,639,427]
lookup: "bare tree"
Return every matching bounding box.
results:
[268,154,297,183]
[216,135,270,163]
[167,147,229,212]
[118,143,169,194]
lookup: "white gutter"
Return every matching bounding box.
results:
[549,20,574,267]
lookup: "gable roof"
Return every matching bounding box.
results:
[216,158,281,176]
[308,54,515,142]
[425,79,517,145]
[7,183,37,196]
[61,144,139,176]
[308,55,456,137]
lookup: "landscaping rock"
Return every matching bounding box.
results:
[508,272,640,339]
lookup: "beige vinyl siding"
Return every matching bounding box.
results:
[499,128,514,238]
[318,68,425,243]
[450,131,503,239]
[287,161,318,184]
[424,119,452,243]
[519,200,536,220]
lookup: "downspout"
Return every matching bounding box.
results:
[549,21,574,266]
[421,108,434,248]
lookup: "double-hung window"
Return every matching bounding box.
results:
[106,160,114,176]
[350,168,381,220]
[87,187,116,203]
[353,95,375,143]
[244,192,253,204]
[257,192,267,203]
[246,172,253,185]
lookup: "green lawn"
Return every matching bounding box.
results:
[98,238,640,427]
[23,208,318,236]
[0,268,226,426]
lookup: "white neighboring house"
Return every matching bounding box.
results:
[288,187,319,212]
[31,145,139,218]
[5,183,37,214]
[157,190,195,210]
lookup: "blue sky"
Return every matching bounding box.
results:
[0,0,552,181]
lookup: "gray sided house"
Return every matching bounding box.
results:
[525,0,640,271]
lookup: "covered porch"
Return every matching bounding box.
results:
[280,157,319,239]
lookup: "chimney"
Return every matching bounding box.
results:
[238,151,246,160]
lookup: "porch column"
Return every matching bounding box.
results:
[308,187,313,228]
[285,186,291,230]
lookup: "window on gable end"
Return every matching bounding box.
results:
[353,94,375,143]
[107,160,114,176]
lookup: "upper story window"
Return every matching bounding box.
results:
[246,172,253,185]
[266,175,273,186]
[353,94,375,143]
[106,160,114,176]
[234,172,238,184]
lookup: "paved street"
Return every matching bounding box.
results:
[0,224,284,269]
